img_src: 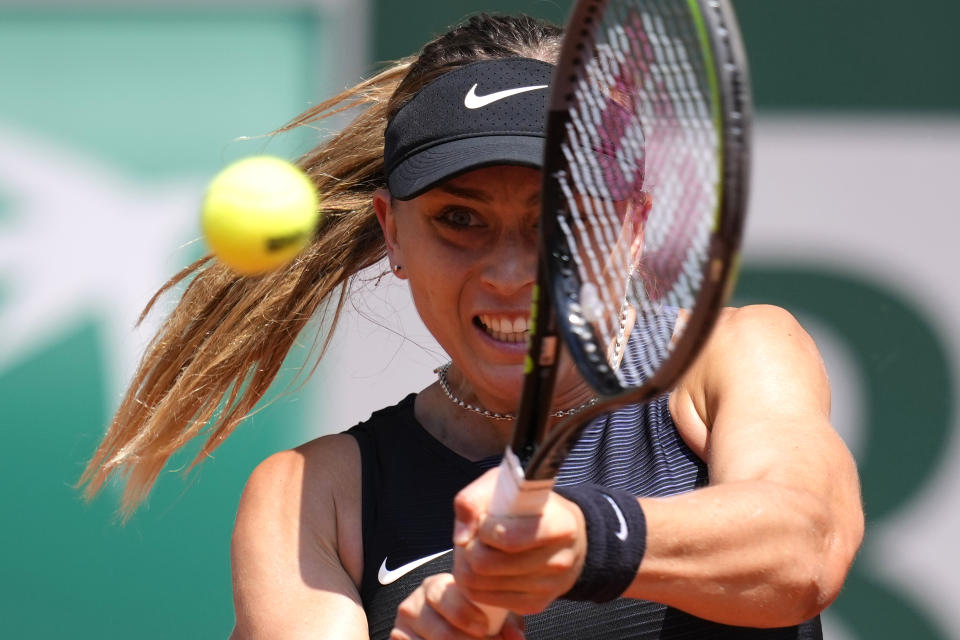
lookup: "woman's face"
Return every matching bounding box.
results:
[374,165,551,410]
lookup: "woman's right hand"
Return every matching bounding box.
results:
[390,573,525,640]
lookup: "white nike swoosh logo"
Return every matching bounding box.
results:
[463,83,548,109]
[377,549,452,585]
[603,494,629,541]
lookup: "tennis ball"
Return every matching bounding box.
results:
[202,156,320,275]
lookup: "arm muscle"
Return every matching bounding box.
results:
[230,436,367,639]
[625,306,863,626]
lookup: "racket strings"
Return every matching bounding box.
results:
[553,0,720,389]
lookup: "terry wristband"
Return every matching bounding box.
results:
[554,484,647,603]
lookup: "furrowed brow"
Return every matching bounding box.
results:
[437,184,494,203]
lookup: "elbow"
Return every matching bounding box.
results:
[793,563,851,623]
[796,509,865,622]
[761,492,864,626]
[795,567,845,623]
[769,551,855,626]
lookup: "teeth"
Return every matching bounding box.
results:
[492,330,527,343]
[478,314,530,342]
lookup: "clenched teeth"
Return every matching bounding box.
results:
[476,314,530,343]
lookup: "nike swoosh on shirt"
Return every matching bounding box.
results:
[463,83,548,109]
[603,494,629,541]
[377,549,453,585]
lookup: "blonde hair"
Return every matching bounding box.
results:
[80,14,563,517]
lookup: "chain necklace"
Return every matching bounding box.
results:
[610,301,629,369]
[433,362,598,421]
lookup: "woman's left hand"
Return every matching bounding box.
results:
[391,572,525,640]
[452,468,588,614]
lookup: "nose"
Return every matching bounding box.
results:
[479,231,537,296]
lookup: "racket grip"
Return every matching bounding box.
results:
[476,449,555,635]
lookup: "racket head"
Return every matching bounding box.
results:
[529,0,752,477]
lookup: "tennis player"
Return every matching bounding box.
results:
[80,14,863,640]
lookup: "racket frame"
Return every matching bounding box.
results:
[519,0,752,478]
[478,0,752,630]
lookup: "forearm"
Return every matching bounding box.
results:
[626,480,857,627]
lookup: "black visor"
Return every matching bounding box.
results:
[383,58,554,200]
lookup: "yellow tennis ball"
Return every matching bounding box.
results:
[202,156,320,275]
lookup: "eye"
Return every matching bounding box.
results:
[436,207,483,229]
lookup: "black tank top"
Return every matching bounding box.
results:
[346,395,821,639]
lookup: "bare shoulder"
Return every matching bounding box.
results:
[670,305,829,456]
[671,305,860,512]
[231,434,367,639]
[236,433,363,582]
[705,304,829,402]
[711,304,820,355]
[243,433,361,504]
[678,304,826,388]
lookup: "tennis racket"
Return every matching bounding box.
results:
[477,0,752,632]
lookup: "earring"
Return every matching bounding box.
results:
[393,264,402,273]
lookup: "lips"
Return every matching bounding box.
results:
[475,313,530,344]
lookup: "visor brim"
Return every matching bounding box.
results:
[387,135,545,200]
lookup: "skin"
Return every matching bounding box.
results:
[229,166,864,639]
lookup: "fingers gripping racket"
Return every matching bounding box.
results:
[476,0,752,632]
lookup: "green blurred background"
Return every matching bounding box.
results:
[0,1,957,638]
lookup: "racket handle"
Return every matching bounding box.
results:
[476,449,555,634]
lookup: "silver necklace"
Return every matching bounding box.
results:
[611,300,629,368]
[433,362,598,421]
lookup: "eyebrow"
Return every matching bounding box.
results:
[437,184,541,207]
[437,184,493,203]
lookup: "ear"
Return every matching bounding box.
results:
[373,188,405,277]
